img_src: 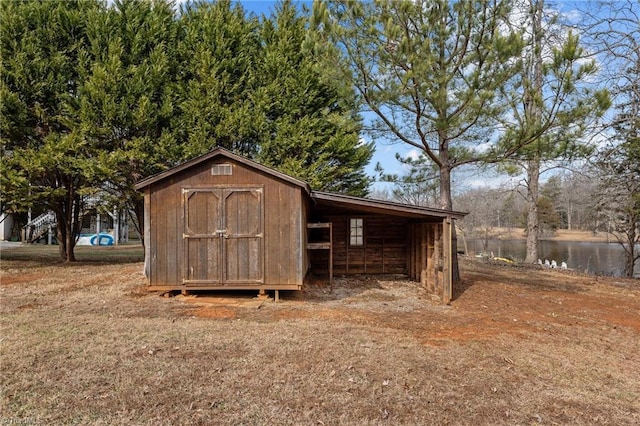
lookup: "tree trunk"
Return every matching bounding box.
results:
[55,211,77,262]
[623,216,637,277]
[65,224,76,262]
[129,195,145,253]
[459,227,469,258]
[525,159,540,263]
[56,215,67,261]
[54,182,82,262]
[625,245,635,277]
[523,0,544,264]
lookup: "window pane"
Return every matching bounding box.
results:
[350,218,363,246]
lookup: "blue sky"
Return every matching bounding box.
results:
[237,0,280,16]
[238,0,312,16]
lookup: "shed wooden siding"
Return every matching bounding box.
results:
[309,216,409,275]
[146,158,305,289]
[406,221,452,303]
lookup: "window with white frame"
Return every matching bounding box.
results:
[349,218,363,246]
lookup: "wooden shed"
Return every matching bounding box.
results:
[135,148,465,303]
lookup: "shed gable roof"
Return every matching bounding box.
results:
[134,147,311,192]
[134,147,466,220]
[311,191,466,220]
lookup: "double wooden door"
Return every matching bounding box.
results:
[183,187,263,285]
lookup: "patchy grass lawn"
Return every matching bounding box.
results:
[1,245,639,425]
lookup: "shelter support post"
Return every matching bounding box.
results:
[420,224,427,288]
[442,217,452,304]
[433,224,441,296]
[143,188,151,280]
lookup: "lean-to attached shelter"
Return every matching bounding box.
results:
[135,148,465,303]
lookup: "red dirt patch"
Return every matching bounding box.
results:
[190,306,237,319]
[0,272,44,286]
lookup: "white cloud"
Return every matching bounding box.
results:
[560,9,582,24]
[405,149,422,161]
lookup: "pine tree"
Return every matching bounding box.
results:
[1,0,378,263]
[313,0,525,279]
[497,0,610,263]
[255,0,373,195]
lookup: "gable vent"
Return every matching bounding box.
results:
[211,163,232,176]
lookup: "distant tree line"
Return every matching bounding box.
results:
[455,172,598,235]
[0,0,374,261]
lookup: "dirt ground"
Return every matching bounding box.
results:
[1,245,639,425]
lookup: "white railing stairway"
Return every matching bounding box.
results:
[23,211,56,243]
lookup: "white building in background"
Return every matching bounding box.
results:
[0,212,14,241]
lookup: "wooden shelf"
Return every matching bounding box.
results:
[306,222,333,288]
[307,223,331,229]
[306,242,331,250]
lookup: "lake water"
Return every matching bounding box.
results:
[466,239,640,278]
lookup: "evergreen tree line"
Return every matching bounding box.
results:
[0,0,374,261]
